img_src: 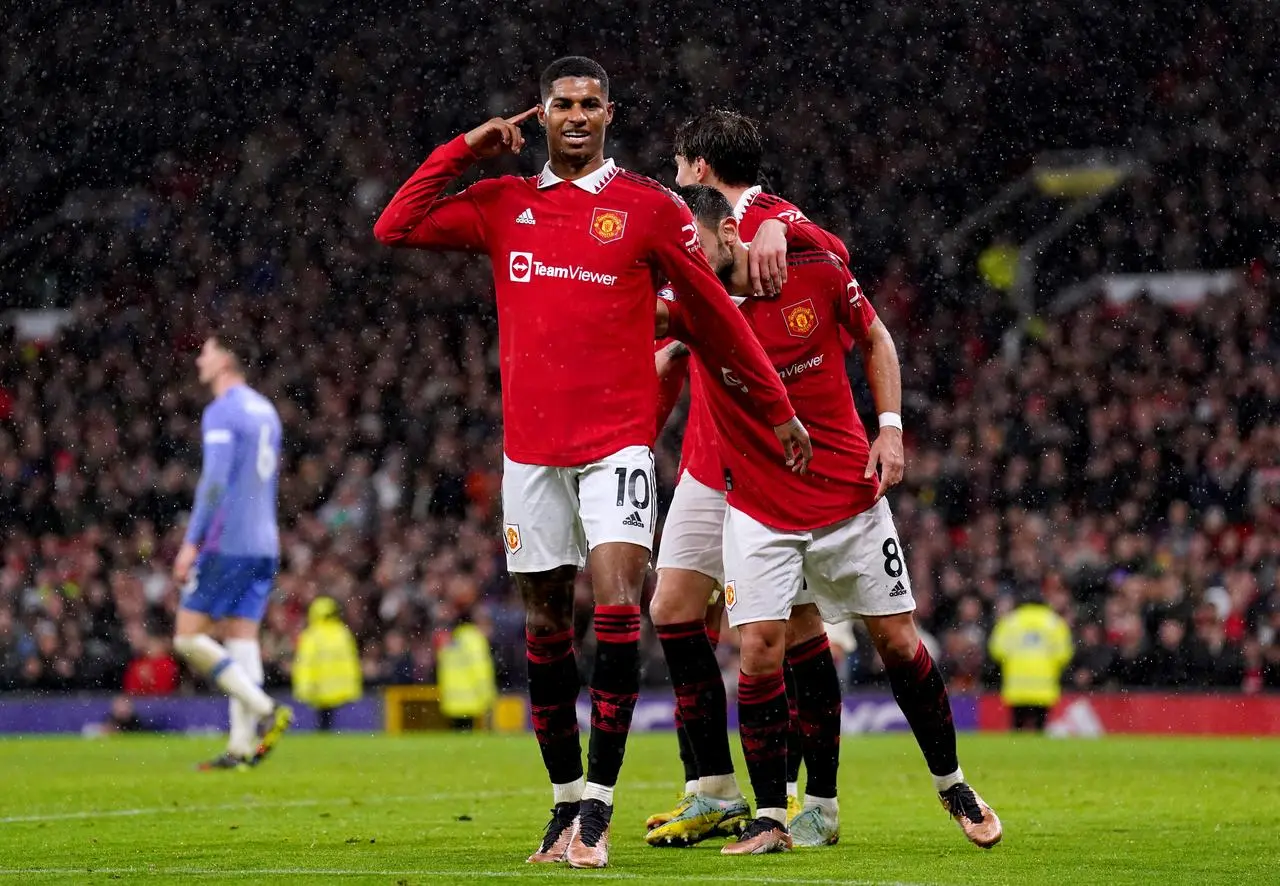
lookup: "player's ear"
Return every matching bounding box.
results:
[604,100,615,125]
[720,216,740,249]
[694,157,709,183]
[537,102,547,127]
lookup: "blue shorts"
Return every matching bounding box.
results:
[181,554,278,622]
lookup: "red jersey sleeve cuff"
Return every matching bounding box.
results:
[762,398,797,427]
[442,132,481,163]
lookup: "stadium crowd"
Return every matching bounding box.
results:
[2,0,1278,697]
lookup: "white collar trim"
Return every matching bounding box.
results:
[537,159,618,193]
[732,185,762,221]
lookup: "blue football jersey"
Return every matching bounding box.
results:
[183,384,282,558]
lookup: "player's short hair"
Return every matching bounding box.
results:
[674,184,733,231]
[209,328,260,375]
[674,109,763,188]
[539,56,609,100]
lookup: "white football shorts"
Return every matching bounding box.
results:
[721,497,916,628]
[501,445,656,573]
[654,471,727,586]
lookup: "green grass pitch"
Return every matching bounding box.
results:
[0,731,1276,885]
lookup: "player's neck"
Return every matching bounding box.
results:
[548,153,606,182]
[726,245,753,297]
[716,183,752,211]
[211,372,245,399]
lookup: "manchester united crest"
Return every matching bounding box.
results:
[724,580,737,609]
[590,207,628,244]
[504,523,522,554]
[783,299,819,339]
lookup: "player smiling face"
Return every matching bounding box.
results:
[539,76,613,169]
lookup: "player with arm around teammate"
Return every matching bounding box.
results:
[172,331,293,770]
[374,56,810,869]
[667,185,1003,855]
[645,110,851,848]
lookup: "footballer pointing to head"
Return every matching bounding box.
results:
[374,57,810,869]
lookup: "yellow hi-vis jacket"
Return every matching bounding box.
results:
[437,623,497,720]
[988,603,1073,708]
[292,610,362,710]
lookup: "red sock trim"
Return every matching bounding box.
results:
[706,627,721,649]
[595,605,641,644]
[738,669,785,705]
[785,633,831,666]
[525,629,573,664]
[656,620,706,641]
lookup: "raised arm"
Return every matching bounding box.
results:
[373,108,538,251]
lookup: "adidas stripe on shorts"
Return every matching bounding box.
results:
[721,497,916,628]
[500,445,656,573]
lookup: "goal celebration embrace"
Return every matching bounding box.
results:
[376,55,998,867]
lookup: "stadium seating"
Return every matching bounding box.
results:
[1,0,1276,696]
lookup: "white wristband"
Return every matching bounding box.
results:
[878,412,903,431]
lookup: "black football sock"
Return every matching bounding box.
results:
[526,627,583,786]
[737,669,790,817]
[658,620,734,779]
[585,605,641,790]
[783,660,803,788]
[786,634,842,799]
[886,640,960,778]
[675,718,699,787]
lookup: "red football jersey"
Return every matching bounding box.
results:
[670,249,880,530]
[680,191,850,491]
[375,135,795,466]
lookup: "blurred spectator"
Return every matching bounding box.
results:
[122,632,181,696]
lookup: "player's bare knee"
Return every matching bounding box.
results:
[739,622,786,674]
[650,570,710,626]
[587,542,650,607]
[515,567,576,631]
[869,614,921,666]
[785,603,825,650]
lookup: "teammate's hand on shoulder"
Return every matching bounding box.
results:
[464,107,539,159]
[867,427,905,501]
[749,218,789,297]
[773,416,813,474]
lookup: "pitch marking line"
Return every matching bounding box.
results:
[0,783,673,825]
[0,871,933,885]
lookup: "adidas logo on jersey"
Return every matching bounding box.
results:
[622,511,645,528]
[888,580,908,597]
[516,208,536,225]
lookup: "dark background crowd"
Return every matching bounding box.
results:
[2,1,1278,698]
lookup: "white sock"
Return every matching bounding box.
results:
[933,767,965,793]
[174,634,274,719]
[225,639,264,757]
[581,782,614,806]
[805,794,839,816]
[684,779,699,795]
[552,777,584,805]
[758,806,787,826]
[698,773,741,800]
[787,780,799,799]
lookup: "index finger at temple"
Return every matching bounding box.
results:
[506,106,541,124]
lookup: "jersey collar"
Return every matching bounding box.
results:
[732,185,762,221]
[536,159,618,193]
